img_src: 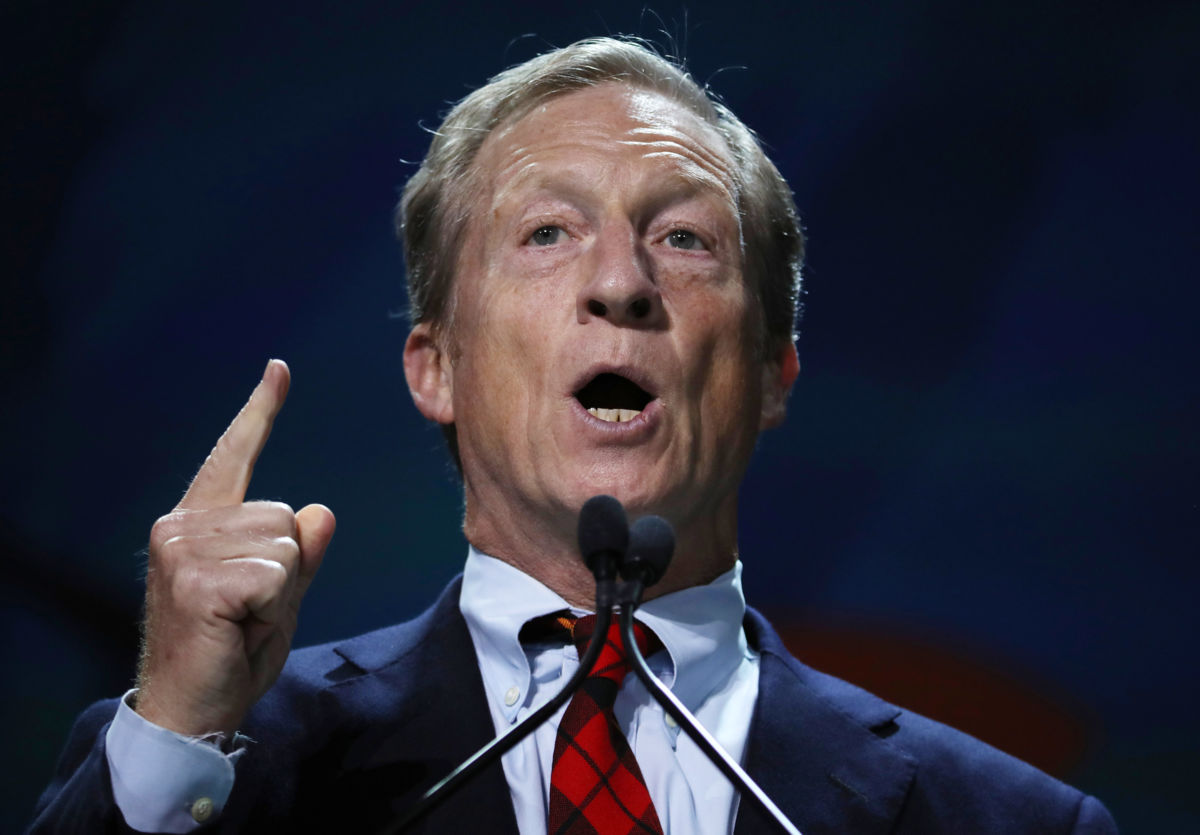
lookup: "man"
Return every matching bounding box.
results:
[30,37,1116,834]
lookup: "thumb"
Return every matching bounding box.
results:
[293,503,335,598]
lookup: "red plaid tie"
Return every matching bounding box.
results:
[546,614,664,835]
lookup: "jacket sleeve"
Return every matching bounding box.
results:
[1071,794,1119,834]
[26,699,141,835]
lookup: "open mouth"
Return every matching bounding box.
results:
[574,373,654,423]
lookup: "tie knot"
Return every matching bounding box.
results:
[572,614,659,687]
[521,611,661,688]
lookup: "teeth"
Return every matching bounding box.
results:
[586,407,642,423]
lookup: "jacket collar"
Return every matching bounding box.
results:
[736,608,916,835]
[327,577,520,835]
[326,580,916,835]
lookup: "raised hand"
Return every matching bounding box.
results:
[135,360,336,736]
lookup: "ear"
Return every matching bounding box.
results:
[759,338,800,430]
[404,323,455,425]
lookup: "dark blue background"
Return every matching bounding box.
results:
[4,1,1197,831]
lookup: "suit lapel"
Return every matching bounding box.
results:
[316,578,520,834]
[301,584,915,834]
[735,610,916,835]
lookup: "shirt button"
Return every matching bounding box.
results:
[664,712,679,729]
[504,686,521,706]
[190,796,214,823]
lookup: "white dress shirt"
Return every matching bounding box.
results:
[106,549,759,833]
[460,548,760,835]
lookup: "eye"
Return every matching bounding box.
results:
[665,229,706,251]
[528,225,568,246]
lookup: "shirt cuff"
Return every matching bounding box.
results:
[105,689,245,833]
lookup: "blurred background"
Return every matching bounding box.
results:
[4,0,1196,830]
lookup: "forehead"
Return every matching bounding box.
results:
[472,83,738,207]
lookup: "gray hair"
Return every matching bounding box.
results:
[397,36,804,351]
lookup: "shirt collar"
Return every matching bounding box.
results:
[459,546,749,719]
[635,561,750,711]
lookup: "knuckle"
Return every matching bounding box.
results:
[267,501,297,527]
[158,534,186,558]
[247,559,290,601]
[273,536,301,567]
[265,557,290,585]
[155,534,192,568]
[265,501,298,535]
[247,499,292,513]
[149,513,185,550]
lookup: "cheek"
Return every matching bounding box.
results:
[674,281,755,377]
[701,350,764,481]
[455,276,558,404]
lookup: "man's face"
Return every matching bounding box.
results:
[414,83,791,546]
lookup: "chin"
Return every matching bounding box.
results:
[558,468,670,518]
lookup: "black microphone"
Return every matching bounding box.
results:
[617,517,803,835]
[621,514,674,589]
[386,496,628,833]
[577,494,628,610]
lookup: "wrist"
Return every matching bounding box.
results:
[134,685,242,737]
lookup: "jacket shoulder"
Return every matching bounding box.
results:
[743,607,1117,833]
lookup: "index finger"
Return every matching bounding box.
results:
[178,359,291,510]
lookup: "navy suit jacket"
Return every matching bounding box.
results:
[30,577,1116,833]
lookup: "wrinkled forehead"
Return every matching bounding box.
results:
[471,83,740,211]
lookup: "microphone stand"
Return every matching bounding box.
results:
[617,581,803,835]
[386,578,617,834]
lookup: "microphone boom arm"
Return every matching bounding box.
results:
[388,583,616,834]
[617,594,803,835]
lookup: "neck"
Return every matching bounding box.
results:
[462,486,741,609]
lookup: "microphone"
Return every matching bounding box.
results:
[386,496,628,833]
[617,517,803,835]
[577,494,628,611]
[621,514,674,589]
[578,494,629,578]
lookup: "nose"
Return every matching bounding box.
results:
[576,227,664,328]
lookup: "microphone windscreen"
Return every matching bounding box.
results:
[577,495,629,572]
[626,515,675,586]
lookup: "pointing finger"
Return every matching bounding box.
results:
[178,359,291,510]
